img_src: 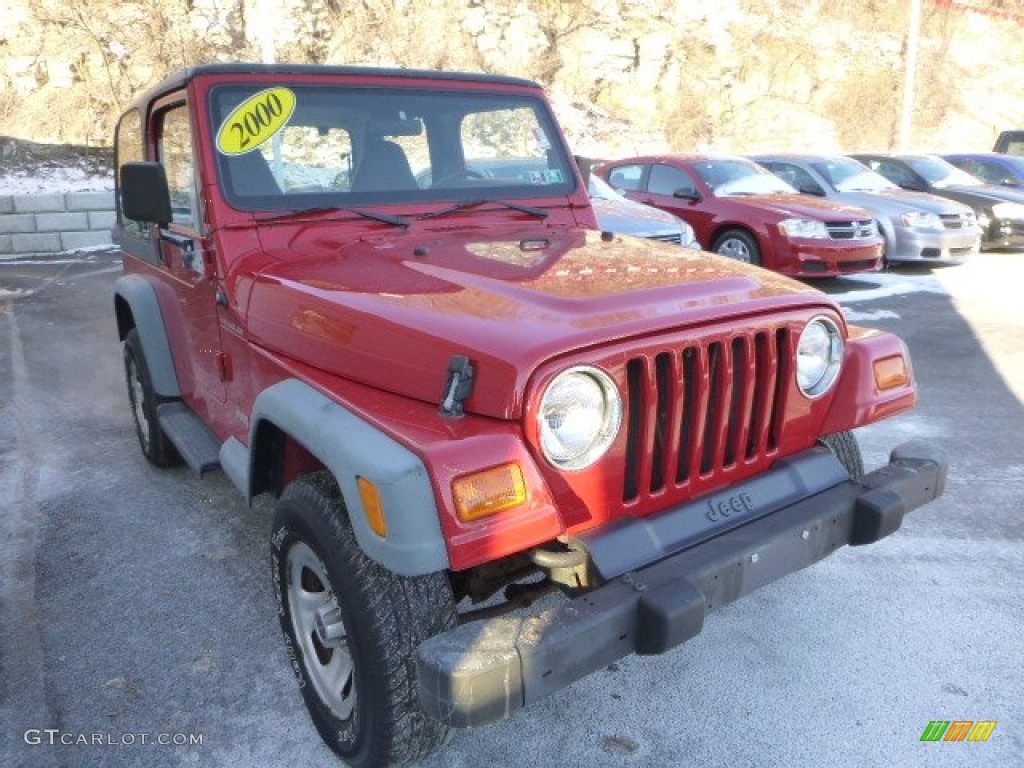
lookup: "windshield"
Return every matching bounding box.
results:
[209,83,575,211]
[989,154,1024,174]
[978,154,1024,176]
[904,156,983,188]
[812,158,896,192]
[692,159,795,196]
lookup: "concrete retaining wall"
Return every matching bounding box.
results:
[0,191,115,257]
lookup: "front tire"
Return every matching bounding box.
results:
[820,430,864,481]
[712,228,761,266]
[271,472,456,767]
[123,328,181,467]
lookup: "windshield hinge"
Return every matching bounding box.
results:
[440,355,475,418]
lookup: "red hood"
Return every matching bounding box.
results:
[720,193,873,221]
[243,225,836,418]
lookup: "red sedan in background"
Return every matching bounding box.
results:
[598,155,884,277]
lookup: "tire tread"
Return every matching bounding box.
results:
[274,471,455,767]
[820,430,865,481]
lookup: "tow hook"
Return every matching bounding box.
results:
[529,537,591,591]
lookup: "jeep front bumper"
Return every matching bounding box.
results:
[416,441,947,727]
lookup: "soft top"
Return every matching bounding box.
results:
[128,63,540,111]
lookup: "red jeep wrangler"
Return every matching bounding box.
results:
[113,64,947,767]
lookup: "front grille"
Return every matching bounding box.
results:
[940,213,974,230]
[622,328,790,502]
[839,258,879,272]
[647,232,684,245]
[826,220,876,239]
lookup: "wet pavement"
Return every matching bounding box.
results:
[1,250,1021,767]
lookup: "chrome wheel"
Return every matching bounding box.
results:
[122,329,180,467]
[717,236,753,263]
[286,541,356,720]
[127,356,151,451]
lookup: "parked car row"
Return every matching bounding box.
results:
[599,154,883,277]
[419,156,698,250]
[753,154,979,263]
[592,147,1024,278]
[852,154,1024,250]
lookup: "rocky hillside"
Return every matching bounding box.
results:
[2,0,1023,158]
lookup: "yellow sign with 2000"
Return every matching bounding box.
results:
[215,87,296,156]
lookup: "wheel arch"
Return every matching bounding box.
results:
[226,379,450,577]
[710,222,763,251]
[874,216,895,256]
[114,274,181,398]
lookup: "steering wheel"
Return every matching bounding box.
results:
[431,168,486,187]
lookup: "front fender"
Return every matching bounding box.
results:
[243,379,450,577]
[820,325,917,434]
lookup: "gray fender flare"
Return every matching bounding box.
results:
[114,274,180,398]
[230,378,450,577]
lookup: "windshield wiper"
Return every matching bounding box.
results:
[418,198,549,220]
[254,205,410,227]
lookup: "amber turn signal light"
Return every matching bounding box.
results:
[873,355,909,390]
[452,463,527,522]
[357,476,388,538]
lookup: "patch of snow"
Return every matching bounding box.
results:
[62,244,115,254]
[0,288,34,299]
[0,255,104,265]
[841,307,900,322]
[0,166,113,195]
[832,272,949,304]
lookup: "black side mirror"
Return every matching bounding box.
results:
[899,179,925,192]
[673,188,701,201]
[120,162,172,226]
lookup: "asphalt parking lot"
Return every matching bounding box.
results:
[1,250,1021,768]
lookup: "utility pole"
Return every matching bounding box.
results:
[899,0,921,151]
[251,0,277,64]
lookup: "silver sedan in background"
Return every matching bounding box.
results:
[752,154,980,264]
[588,173,698,248]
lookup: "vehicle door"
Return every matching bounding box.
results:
[606,163,647,203]
[642,163,713,246]
[151,95,227,418]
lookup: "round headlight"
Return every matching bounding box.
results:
[538,366,622,470]
[796,317,844,398]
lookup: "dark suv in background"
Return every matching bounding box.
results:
[994,130,1024,155]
